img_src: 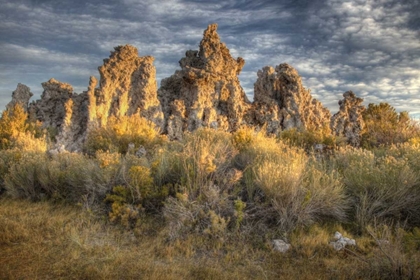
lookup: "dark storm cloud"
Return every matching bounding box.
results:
[0,0,419,116]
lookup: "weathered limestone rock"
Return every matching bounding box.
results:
[27,78,88,151]
[24,45,164,151]
[272,239,291,253]
[29,78,73,129]
[87,76,98,123]
[94,45,164,130]
[55,92,89,151]
[253,64,331,134]
[158,24,251,139]
[9,24,369,150]
[330,231,356,251]
[6,83,33,112]
[330,91,365,146]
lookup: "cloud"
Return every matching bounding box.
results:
[0,0,419,117]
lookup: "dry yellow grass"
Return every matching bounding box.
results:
[2,199,419,279]
[0,199,269,279]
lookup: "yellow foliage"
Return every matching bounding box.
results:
[232,127,254,151]
[129,165,154,200]
[280,127,343,150]
[0,104,47,151]
[95,150,121,169]
[84,114,166,155]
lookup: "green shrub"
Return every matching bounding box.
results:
[161,129,242,239]
[362,103,420,147]
[336,148,420,229]
[254,148,348,232]
[127,165,169,211]
[5,152,109,205]
[177,128,238,197]
[233,199,246,231]
[104,155,171,227]
[363,225,420,279]
[105,185,143,229]
[163,184,234,240]
[280,127,344,151]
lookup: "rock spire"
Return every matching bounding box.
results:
[252,64,331,134]
[158,23,251,140]
[330,91,365,146]
[6,83,33,112]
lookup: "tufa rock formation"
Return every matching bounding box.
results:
[158,23,251,140]
[25,46,164,151]
[27,78,89,151]
[6,23,367,150]
[330,91,365,146]
[55,90,89,151]
[29,78,74,129]
[6,83,33,112]
[92,45,163,129]
[253,64,331,134]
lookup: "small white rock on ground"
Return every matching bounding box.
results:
[272,239,291,253]
[330,231,356,251]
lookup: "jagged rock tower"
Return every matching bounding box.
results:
[92,45,163,129]
[27,78,90,151]
[158,23,251,139]
[7,83,33,112]
[331,91,365,146]
[252,64,331,134]
[23,46,164,151]
[28,78,75,129]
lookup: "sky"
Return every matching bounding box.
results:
[0,0,419,116]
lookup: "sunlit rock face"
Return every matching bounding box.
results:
[158,23,251,140]
[94,45,164,130]
[6,83,33,112]
[331,91,365,146]
[252,64,331,134]
[54,91,89,152]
